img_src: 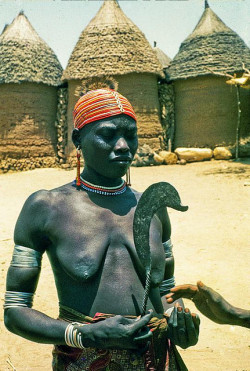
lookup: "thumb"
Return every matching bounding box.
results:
[197,281,216,301]
[197,281,208,292]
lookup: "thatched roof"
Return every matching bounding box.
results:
[63,0,164,81]
[153,46,171,69]
[166,1,250,81]
[0,12,62,86]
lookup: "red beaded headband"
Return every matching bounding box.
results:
[73,89,137,130]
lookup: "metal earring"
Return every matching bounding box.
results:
[76,146,81,187]
[126,167,131,186]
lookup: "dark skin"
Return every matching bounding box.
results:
[5,114,199,351]
[166,281,250,328]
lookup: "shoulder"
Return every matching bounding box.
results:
[24,183,74,210]
[15,183,74,231]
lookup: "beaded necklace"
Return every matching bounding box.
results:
[73,176,127,196]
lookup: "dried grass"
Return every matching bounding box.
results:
[63,0,163,80]
[167,6,250,80]
[0,13,62,86]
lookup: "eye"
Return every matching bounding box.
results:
[98,128,115,139]
[126,130,137,139]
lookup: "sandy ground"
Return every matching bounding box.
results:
[0,159,249,371]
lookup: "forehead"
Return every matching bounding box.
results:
[97,115,136,129]
[84,115,137,133]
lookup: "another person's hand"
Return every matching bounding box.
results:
[78,310,153,350]
[167,303,200,349]
[166,281,243,325]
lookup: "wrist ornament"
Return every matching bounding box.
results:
[65,322,87,349]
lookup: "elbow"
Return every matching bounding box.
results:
[4,308,19,333]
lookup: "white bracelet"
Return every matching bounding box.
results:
[65,322,87,349]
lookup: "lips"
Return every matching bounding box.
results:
[111,156,132,163]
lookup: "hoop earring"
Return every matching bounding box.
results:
[76,146,81,187]
[126,167,131,186]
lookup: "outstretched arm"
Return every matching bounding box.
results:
[166,281,250,328]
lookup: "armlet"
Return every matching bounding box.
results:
[10,244,43,268]
[4,291,34,309]
[163,239,173,259]
[159,276,176,295]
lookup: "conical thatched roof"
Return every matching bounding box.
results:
[154,46,171,69]
[0,12,62,86]
[167,1,250,80]
[63,0,164,80]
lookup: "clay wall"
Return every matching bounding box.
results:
[0,82,58,159]
[173,76,250,148]
[116,73,163,150]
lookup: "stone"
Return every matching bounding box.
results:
[158,151,178,165]
[61,163,70,169]
[153,153,164,165]
[213,147,233,160]
[175,148,213,163]
[179,159,187,165]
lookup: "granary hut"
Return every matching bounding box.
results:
[166,1,250,149]
[0,12,63,163]
[153,43,171,71]
[63,0,164,157]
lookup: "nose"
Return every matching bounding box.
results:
[114,137,129,153]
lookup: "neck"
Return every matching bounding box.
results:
[81,167,123,187]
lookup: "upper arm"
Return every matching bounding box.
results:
[14,190,51,252]
[156,207,171,242]
[6,190,51,294]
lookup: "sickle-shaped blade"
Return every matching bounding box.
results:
[133,182,188,314]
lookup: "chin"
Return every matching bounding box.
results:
[105,168,128,179]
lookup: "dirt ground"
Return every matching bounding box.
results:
[0,159,249,371]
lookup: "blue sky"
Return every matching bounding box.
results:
[0,0,249,69]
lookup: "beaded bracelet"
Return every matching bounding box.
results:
[65,322,87,349]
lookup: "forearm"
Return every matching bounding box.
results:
[4,307,68,344]
[230,307,250,328]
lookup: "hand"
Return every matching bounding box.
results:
[167,303,200,349]
[78,310,153,350]
[166,281,238,325]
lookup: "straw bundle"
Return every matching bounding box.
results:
[0,12,62,86]
[63,0,163,80]
[167,4,250,81]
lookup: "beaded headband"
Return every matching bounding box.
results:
[73,89,137,130]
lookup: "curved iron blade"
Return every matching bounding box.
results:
[133,182,188,314]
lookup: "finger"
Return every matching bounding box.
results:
[177,306,188,348]
[197,281,214,296]
[165,293,175,303]
[184,308,199,344]
[169,285,198,300]
[166,291,183,301]
[191,313,200,332]
[133,327,153,343]
[167,305,178,340]
[129,310,153,333]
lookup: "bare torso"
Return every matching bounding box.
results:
[35,183,166,317]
